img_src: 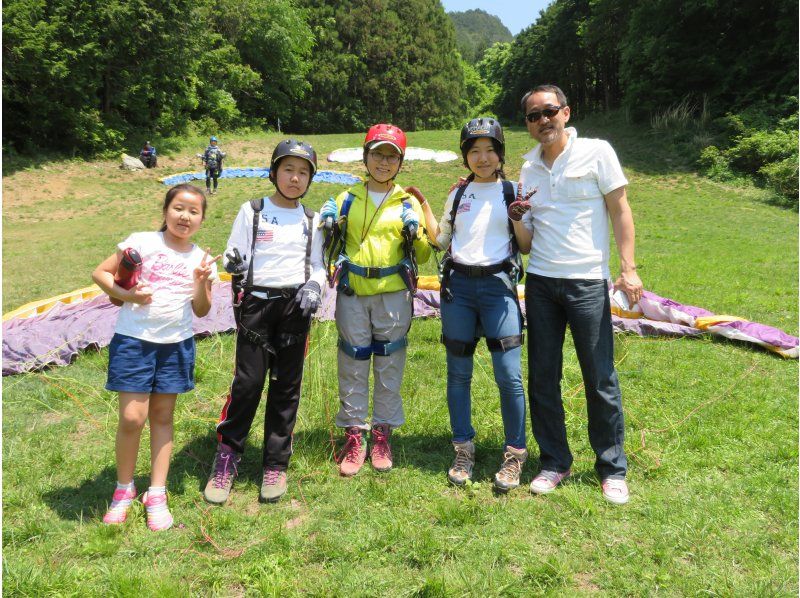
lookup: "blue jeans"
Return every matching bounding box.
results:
[525,273,627,479]
[441,272,526,449]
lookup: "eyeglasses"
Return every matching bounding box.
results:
[525,105,565,123]
[368,151,401,164]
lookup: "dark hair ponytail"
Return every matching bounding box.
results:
[159,184,207,231]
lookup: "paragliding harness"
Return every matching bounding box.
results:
[323,192,419,297]
[322,191,417,361]
[438,179,524,356]
[231,198,315,371]
[204,146,224,174]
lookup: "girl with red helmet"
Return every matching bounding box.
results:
[417,117,530,493]
[320,124,432,476]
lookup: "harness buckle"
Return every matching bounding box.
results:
[364,266,381,278]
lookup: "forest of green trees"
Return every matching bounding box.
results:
[3,0,797,202]
[449,9,512,64]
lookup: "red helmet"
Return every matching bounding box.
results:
[364,124,407,155]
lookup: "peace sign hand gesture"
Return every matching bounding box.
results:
[193,247,221,284]
[507,182,536,222]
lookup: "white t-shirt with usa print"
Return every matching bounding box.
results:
[114,231,218,343]
[224,197,325,291]
[436,179,515,266]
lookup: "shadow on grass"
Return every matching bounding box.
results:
[3,137,188,177]
[41,426,610,521]
[42,466,119,521]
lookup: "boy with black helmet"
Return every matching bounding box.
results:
[319,123,432,477]
[418,117,530,493]
[202,136,226,194]
[204,138,325,505]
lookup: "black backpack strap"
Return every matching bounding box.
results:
[245,197,265,288]
[448,180,471,238]
[501,180,519,253]
[302,204,314,282]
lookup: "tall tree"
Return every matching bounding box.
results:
[290,0,464,133]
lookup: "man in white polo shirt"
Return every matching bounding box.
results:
[510,84,643,505]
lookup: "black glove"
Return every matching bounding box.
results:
[295,280,322,317]
[224,248,247,275]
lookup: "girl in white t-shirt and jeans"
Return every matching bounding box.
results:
[419,118,528,493]
[92,183,219,531]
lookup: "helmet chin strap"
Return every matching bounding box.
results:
[273,178,308,202]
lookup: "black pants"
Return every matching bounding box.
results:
[205,168,220,190]
[216,292,310,470]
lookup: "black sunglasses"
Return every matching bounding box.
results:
[525,105,565,122]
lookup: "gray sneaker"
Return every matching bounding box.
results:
[493,446,528,493]
[448,440,475,486]
[259,468,287,503]
[203,443,240,504]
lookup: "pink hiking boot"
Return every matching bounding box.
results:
[338,427,367,477]
[102,485,137,524]
[370,424,393,472]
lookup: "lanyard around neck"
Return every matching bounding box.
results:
[360,183,392,244]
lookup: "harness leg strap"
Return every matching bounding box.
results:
[338,338,373,360]
[372,336,408,357]
[485,334,524,353]
[440,334,479,357]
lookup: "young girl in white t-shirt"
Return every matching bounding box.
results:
[92,183,220,530]
[418,118,528,493]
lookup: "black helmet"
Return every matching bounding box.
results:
[460,117,505,163]
[269,139,318,199]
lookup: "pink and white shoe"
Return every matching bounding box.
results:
[529,469,571,495]
[601,478,630,505]
[142,491,174,531]
[102,485,137,524]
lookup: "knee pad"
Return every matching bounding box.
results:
[338,337,372,360]
[485,333,524,353]
[441,334,479,357]
[372,336,408,357]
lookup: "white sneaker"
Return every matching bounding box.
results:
[601,478,629,505]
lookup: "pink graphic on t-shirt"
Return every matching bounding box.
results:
[144,253,192,287]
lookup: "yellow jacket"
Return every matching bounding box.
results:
[336,183,432,296]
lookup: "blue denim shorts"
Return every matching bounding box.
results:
[106,333,195,394]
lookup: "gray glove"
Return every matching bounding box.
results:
[295,280,322,317]
[224,248,247,275]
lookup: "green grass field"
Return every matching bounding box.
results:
[3,119,798,596]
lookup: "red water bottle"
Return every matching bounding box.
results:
[110,248,143,306]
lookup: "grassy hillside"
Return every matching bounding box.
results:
[3,119,797,595]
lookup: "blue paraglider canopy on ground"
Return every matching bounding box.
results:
[161,168,361,186]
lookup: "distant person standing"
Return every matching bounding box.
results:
[203,136,226,194]
[511,84,643,505]
[140,141,157,168]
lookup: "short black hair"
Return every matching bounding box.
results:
[520,85,568,113]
